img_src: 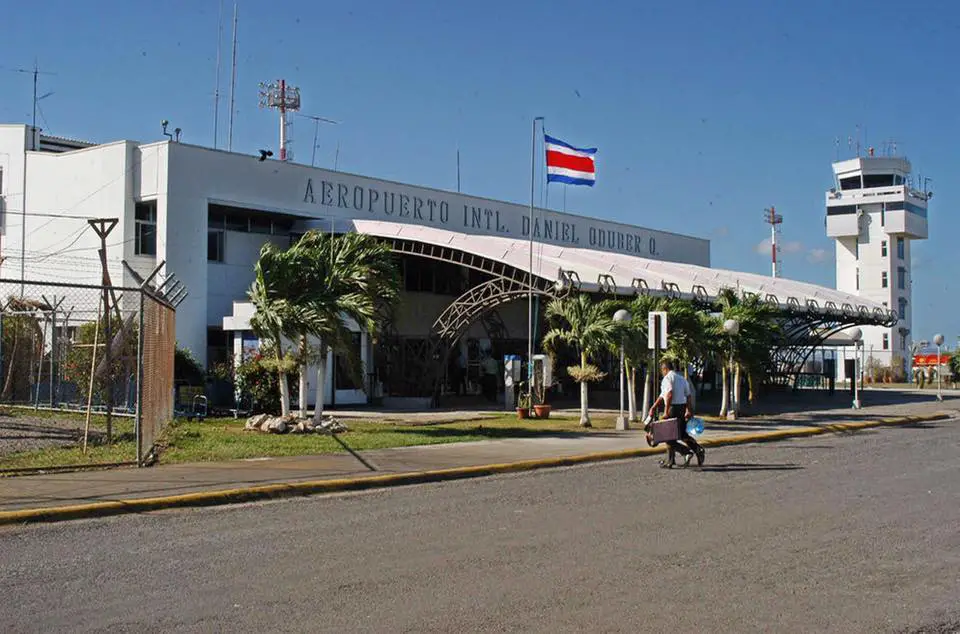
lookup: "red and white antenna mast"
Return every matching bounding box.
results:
[764,206,784,278]
[258,79,301,161]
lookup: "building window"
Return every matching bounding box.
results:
[881,240,887,257]
[897,237,905,259]
[900,334,906,351]
[334,332,363,390]
[206,327,230,368]
[898,297,907,320]
[208,230,225,262]
[881,271,888,288]
[882,333,889,350]
[135,201,157,256]
[897,267,906,290]
[855,268,859,290]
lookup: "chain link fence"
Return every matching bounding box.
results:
[0,279,175,467]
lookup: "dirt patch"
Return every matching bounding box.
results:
[0,412,101,458]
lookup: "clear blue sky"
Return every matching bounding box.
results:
[2,0,957,343]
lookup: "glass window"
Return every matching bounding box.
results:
[855,268,859,290]
[897,267,906,290]
[882,333,889,350]
[881,271,888,288]
[208,230,225,262]
[250,217,273,234]
[826,204,857,216]
[897,237,905,259]
[135,201,157,256]
[334,333,363,390]
[881,240,887,257]
[898,298,907,320]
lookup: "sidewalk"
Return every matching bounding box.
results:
[1,394,955,519]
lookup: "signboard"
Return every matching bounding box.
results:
[912,353,953,368]
[294,170,711,266]
[648,311,668,350]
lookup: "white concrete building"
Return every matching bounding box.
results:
[0,122,891,406]
[826,154,930,377]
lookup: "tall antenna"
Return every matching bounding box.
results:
[4,62,56,149]
[212,0,224,148]
[764,206,784,278]
[259,80,301,162]
[227,3,239,151]
[297,113,339,167]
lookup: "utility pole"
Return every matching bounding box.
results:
[88,218,118,442]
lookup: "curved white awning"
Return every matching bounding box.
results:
[297,219,889,319]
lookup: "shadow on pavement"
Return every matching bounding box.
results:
[699,462,803,473]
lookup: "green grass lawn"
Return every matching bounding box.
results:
[1,411,621,472]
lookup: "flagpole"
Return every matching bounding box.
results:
[529,116,543,396]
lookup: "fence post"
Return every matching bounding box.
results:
[49,304,56,407]
[0,313,4,396]
[136,290,145,466]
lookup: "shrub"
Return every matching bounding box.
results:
[234,350,299,415]
[175,346,205,386]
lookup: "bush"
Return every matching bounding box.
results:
[235,350,299,415]
[175,346,205,386]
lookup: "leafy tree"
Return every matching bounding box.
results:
[713,289,780,415]
[543,293,619,427]
[248,231,400,420]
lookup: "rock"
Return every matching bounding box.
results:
[266,419,287,434]
[246,414,269,431]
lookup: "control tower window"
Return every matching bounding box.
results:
[862,174,895,188]
[839,176,860,190]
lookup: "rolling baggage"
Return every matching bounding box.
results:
[644,417,680,447]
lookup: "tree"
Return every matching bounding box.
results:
[620,295,659,421]
[543,293,618,427]
[290,231,400,424]
[248,231,400,420]
[248,242,310,417]
[713,289,780,415]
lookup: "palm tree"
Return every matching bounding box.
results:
[714,289,780,414]
[248,243,303,416]
[289,231,400,424]
[621,295,659,421]
[543,293,618,427]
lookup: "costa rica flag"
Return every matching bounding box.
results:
[545,134,597,186]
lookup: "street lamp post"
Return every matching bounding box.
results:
[934,334,944,401]
[723,319,739,419]
[613,309,632,430]
[850,328,862,409]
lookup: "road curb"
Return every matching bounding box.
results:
[0,412,951,527]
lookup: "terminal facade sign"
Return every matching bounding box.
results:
[300,173,710,266]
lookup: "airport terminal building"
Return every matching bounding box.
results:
[0,123,893,406]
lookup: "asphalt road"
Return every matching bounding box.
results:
[2,420,958,634]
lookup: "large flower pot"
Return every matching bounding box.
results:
[516,408,530,419]
[533,404,551,419]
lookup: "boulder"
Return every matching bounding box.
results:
[266,418,288,434]
[245,414,270,431]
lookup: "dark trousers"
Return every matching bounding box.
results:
[665,403,701,461]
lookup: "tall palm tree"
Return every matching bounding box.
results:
[714,288,780,414]
[248,231,400,419]
[290,231,400,424]
[248,243,304,416]
[543,293,618,427]
[621,295,659,421]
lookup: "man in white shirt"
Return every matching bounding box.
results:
[648,360,705,468]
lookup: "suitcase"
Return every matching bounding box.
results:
[645,417,681,447]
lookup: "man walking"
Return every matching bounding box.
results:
[648,360,705,468]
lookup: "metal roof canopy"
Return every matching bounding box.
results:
[298,218,892,322]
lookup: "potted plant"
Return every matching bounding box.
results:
[516,392,531,419]
[532,381,551,419]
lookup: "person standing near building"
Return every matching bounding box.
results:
[648,360,705,468]
[481,353,499,403]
